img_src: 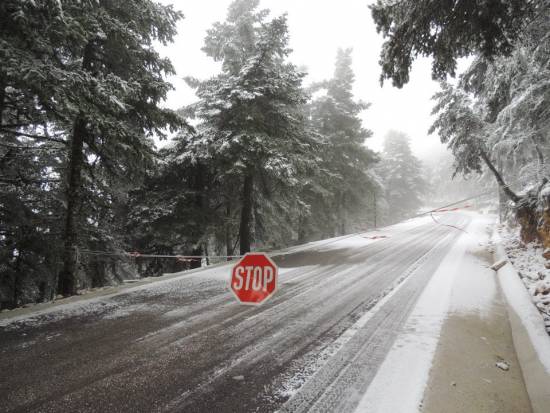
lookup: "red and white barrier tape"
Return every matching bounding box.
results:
[433,204,471,213]
[78,249,243,260]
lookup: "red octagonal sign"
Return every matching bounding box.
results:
[230,253,278,305]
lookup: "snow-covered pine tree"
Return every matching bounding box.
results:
[430,8,550,244]
[370,0,541,87]
[303,48,378,238]
[125,136,217,276]
[0,133,64,307]
[459,19,550,191]
[182,0,317,254]
[377,131,426,223]
[1,0,69,305]
[1,0,183,297]
[57,1,183,296]
[429,78,548,244]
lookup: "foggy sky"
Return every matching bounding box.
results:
[157,0,461,160]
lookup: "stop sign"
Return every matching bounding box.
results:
[230,253,278,305]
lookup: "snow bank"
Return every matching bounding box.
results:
[493,231,550,412]
[493,232,550,374]
[498,228,550,334]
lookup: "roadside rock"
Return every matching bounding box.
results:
[495,361,509,371]
[490,260,507,271]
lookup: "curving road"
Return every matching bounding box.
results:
[0,213,470,413]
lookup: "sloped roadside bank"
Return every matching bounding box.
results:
[493,232,550,413]
[498,228,550,334]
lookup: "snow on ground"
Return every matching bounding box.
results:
[448,214,497,318]
[277,216,434,255]
[354,213,494,413]
[498,227,550,334]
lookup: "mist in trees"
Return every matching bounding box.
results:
[301,48,378,238]
[376,131,425,224]
[372,0,550,247]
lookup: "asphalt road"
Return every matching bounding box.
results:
[0,213,470,413]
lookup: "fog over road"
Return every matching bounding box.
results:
[0,213,471,413]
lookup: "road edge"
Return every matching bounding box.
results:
[492,232,550,413]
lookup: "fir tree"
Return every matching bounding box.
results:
[304,48,377,237]
[377,131,425,223]
[182,0,316,254]
[370,0,541,87]
[1,0,183,298]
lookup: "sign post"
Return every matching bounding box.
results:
[230,253,278,305]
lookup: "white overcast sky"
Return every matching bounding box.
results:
[157,0,465,159]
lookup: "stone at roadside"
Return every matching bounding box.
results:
[534,284,550,296]
[490,260,507,271]
[496,361,509,371]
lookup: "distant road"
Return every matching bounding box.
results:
[0,213,470,413]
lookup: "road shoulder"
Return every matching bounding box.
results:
[420,221,531,413]
[355,212,532,413]
[493,232,550,413]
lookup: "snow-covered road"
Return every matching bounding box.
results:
[0,213,471,413]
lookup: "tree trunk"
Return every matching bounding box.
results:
[58,116,86,296]
[190,246,202,269]
[239,172,254,255]
[339,192,346,235]
[12,251,22,308]
[298,215,308,244]
[58,42,95,297]
[334,193,341,236]
[479,149,520,203]
[334,191,347,235]
[373,191,377,228]
[530,135,545,180]
[480,149,543,244]
[203,243,210,266]
[0,76,5,125]
[225,202,233,259]
[531,135,545,166]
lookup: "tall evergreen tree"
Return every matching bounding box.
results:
[377,131,425,223]
[182,0,316,254]
[125,137,216,276]
[54,1,183,296]
[1,0,183,298]
[370,0,541,87]
[304,48,377,238]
